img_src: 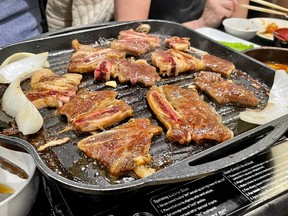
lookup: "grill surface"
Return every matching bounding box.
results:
[0,20,284,195]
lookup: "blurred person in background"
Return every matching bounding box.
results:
[45,0,114,31]
[114,0,249,29]
[0,0,47,47]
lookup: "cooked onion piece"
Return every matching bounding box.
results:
[0,52,49,83]
[0,52,49,68]
[2,77,43,135]
[239,70,288,125]
[37,137,70,151]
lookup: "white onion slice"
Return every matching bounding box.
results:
[0,52,49,83]
[2,77,43,135]
[0,52,50,68]
[239,70,288,125]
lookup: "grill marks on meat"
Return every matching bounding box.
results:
[161,85,234,143]
[26,69,82,108]
[194,71,259,107]
[151,49,205,77]
[146,86,191,144]
[202,54,235,77]
[151,49,235,77]
[58,90,133,132]
[147,85,233,144]
[77,118,163,177]
[165,36,191,51]
[110,29,161,56]
[25,25,258,181]
[94,58,160,87]
[68,39,126,73]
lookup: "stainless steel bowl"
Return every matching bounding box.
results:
[243,46,288,65]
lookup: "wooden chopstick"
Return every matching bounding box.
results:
[241,4,287,17]
[250,0,288,13]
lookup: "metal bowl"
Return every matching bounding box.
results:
[243,46,288,66]
[0,145,39,216]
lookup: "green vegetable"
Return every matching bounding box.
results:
[218,41,254,51]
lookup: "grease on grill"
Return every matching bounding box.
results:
[33,73,267,184]
[3,36,270,185]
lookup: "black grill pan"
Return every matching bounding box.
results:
[0,20,287,195]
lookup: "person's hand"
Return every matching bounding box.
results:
[198,0,238,28]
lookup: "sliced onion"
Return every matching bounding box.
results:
[239,70,288,125]
[0,52,49,83]
[2,77,43,135]
[1,52,48,68]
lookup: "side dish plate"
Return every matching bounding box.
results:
[250,17,288,41]
[196,27,260,51]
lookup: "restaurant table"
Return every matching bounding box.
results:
[27,24,288,216]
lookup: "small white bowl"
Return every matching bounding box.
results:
[0,145,39,216]
[222,18,261,40]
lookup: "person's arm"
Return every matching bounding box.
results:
[183,0,247,29]
[114,0,151,21]
[232,0,249,18]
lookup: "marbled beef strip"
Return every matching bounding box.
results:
[110,28,161,56]
[161,85,233,143]
[164,36,191,51]
[77,118,163,178]
[151,49,205,77]
[146,86,191,144]
[194,71,259,107]
[68,39,126,73]
[58,90,133,132]
[26,69,82,109]
[94,58,160,87]
[147,85,233,144]
[201,54,235,77]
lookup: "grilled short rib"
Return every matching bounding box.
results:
[68,39,126,73]
[94,58,160,87]
[110,28,161,56]
[194,71,259,107]
[201,54,236,77]
[26,69,82,108]
[58,90,133,132]
[77,118,163,178]
[164,36,191,51]
[146,86,191,144]
[151,49,205,76]
[146,85,233,144]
